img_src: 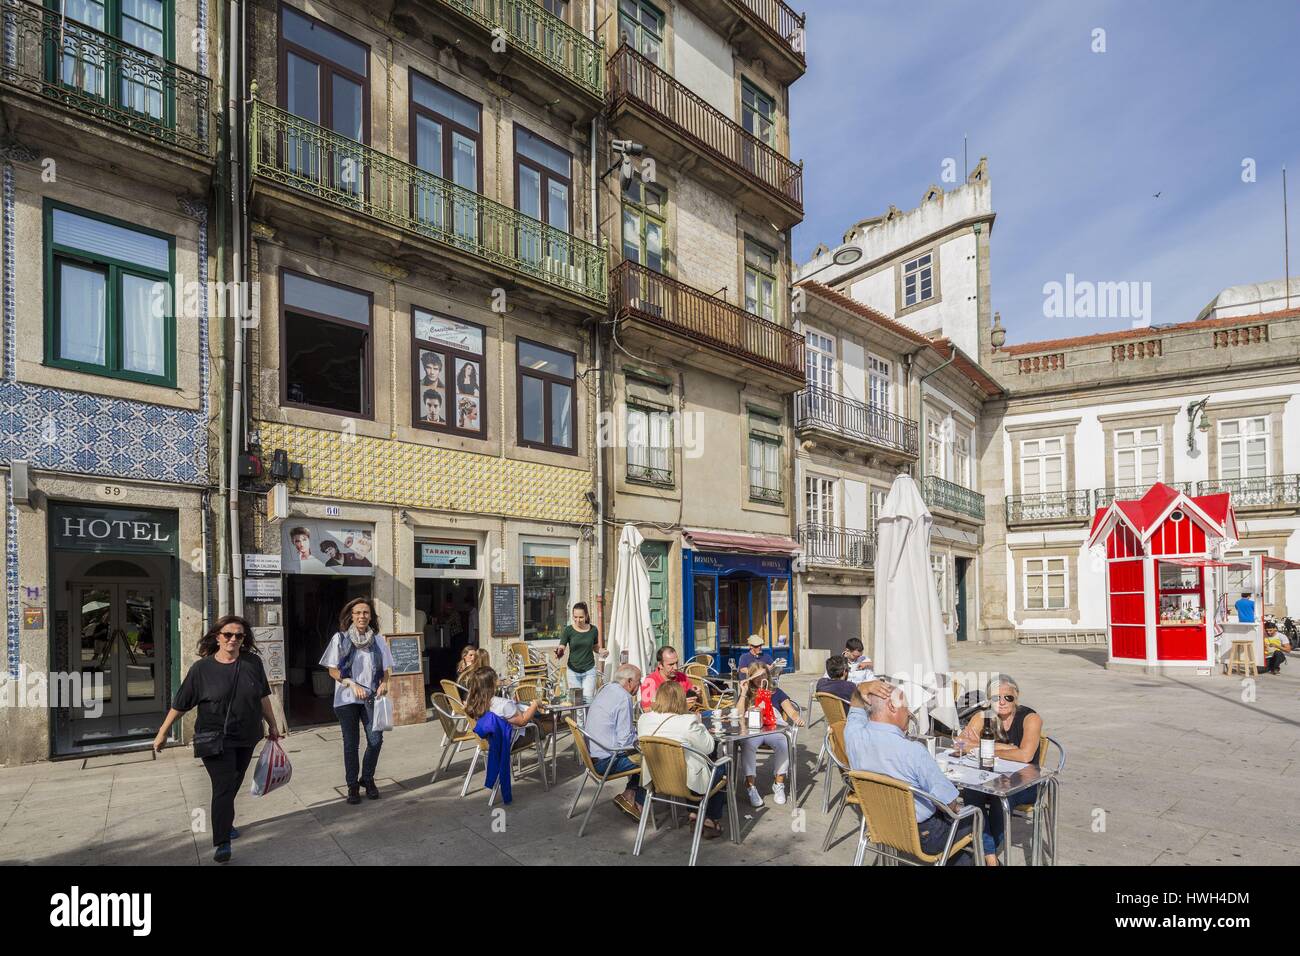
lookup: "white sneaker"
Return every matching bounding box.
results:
[747,785,763,808]
[772,783,787,805]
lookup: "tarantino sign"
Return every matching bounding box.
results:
[52,505,178,555]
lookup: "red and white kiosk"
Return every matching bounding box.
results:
[1087,483,1239,672]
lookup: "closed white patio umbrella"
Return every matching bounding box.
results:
[607,523,656,679]
[872,474,959,733]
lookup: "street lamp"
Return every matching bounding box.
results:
[798,245,864,284]
[1186,397,1211,453]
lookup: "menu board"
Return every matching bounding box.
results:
[388,634,423,676]
[491,584,521,637]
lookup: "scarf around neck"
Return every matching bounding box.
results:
[347,624,374,649]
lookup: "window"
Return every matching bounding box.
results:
[954,428,971,488]
[867,354,892,411]
[1024,557,1068,610]
[804,475,836,527]
[45,202,174,386]
[903,252,934,308]
[748,410,783,503]
[1223,548,1275,604]
[1219,417,1268,480]
[517,339,576,452]
[871,488,888,529]
[281,270,371,415]
[741,80,776,147]
[926,415,945,477]
[1115,427,1161,486]
[618,0,663,63]
[626,402,673,484]
[410,73,481,240]
[56,0,170,122]
[931,553,949,619]
[522,540,575,640]
[744,238,778,322]
[412,309,485,437]
[279,5,369,191]
[1021,437,1064,494]
[515,126,573,266]
[804,328,835,391]
[540,0,567,16]
[621,173,665,273]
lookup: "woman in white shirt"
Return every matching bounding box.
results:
[636,681,728,838]
[321,597,393,805]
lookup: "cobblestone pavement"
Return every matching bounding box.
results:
[1,643,1296,866]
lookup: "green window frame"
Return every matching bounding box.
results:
[618,0,663,63]
[621,174,665,272]
[47,0,176,127]
[741,79,777,147]
[43,199,176,387]
[744,236,778,322]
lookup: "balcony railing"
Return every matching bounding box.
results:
[750,483,783,504]
[0,0,211,154]
[434,0,603,97]
[250,101,606,304]
[1005,490,1093,524]
[734,0,806,64]
[1093,481,1194,510]
[798,524,875,570]
[611,259,803,380]
[607,44,802,213]
[795,386,918,457]
[1197,475,1300,509]
[922,475,985,522]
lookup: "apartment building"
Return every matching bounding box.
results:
[0,0,219,760]
[795,166,1000,656]
[987,286,1300,646]
[599,0,808,671]
[240,0,610,727]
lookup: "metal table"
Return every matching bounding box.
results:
[934,742,1059,866]
[702,712,801,841]
[537,698,590,780]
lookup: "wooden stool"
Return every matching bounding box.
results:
[1225,640,1257,677]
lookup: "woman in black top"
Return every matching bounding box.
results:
[153,615,282,864]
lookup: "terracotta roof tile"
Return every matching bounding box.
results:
[1002,308,1300,355]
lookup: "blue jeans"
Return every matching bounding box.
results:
[917,811,998,865]
[593,754,644,804]
[335,703,384,788]
[566,667,597,700]
[962,786,1038,847]
[695,765,728,822]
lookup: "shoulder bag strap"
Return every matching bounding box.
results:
[218,658,242,738]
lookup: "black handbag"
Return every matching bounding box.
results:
[192,659,242,759]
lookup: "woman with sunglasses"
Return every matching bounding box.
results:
[153,615,282,864]
[953,675,1042,853]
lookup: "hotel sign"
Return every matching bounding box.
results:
[52,505,178,555]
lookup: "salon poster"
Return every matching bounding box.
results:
[282,520,376,575]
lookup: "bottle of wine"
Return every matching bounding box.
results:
[979,706,997,771]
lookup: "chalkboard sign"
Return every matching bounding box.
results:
[492,584,521,637]
[387,634,423,676]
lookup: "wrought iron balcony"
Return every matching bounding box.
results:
[606,44,802,220]
[611,259,804,383]
[1005,490,1093,524]
[1197,475,1300,510]
[798,524,875,570]
[1094,482,1194,509]
[750,483,783,504]
[250,101,606,304]
[795,386,918,458]
[922,475,985,522]
[734,0,807,66]
[0,0,211,155]
[430,0,603,98]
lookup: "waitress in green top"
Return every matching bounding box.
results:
[555,602,603,703]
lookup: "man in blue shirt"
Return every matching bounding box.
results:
[1235,592,1256,624]
[844,687,998,865]
[737,634,774,676]
[584,663,644,818]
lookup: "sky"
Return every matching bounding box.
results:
[790,0,1300,345]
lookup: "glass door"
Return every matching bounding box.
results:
[71,581,165,723]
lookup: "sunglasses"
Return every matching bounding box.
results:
[990,694,1016,703]
[218,631,245,640]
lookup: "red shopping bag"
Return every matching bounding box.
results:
[250,738,293,796]
[755,687,777,730]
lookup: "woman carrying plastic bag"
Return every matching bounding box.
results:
[250,736,293,796]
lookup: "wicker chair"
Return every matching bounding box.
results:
[634,735,738,866]
[440,679,467,707]
[821,721,855,852]
[565,717,642,837]
[685,673,734,711]
[430,692,480,784]
[848,769,986,866]
[811,692,849,810]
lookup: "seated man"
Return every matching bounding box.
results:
[842,637,876,684]
[1262,620,1291,675]
[639,645,695,710]
[737,634,774,676]
[844,685,998,866]
[815,655,856,706]
[584,663,645,817]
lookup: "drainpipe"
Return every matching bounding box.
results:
[228,0,245,616]
[589,0,606,634]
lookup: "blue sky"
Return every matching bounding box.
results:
[791,0,1300,344]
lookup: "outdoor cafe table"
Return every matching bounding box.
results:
[932,738,1059,866]
[537,698,590,779]
[701,711,800,842]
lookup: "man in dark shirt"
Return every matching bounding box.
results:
[815,655,856,706]
[737,634,774,675]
